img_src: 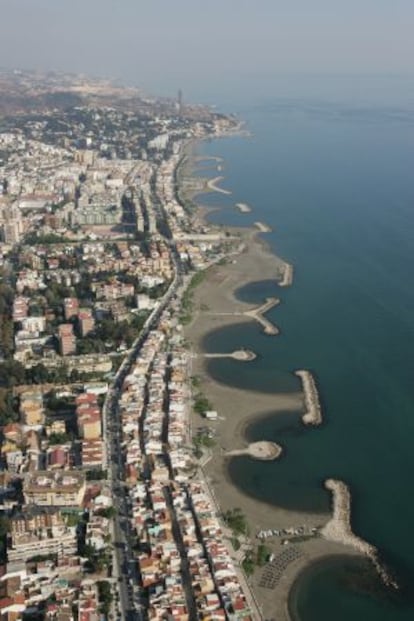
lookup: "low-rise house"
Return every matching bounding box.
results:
[81,439,104,468]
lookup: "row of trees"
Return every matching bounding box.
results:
[24,232,70,245]
[223,507,271,576]
[77,312,148,355]
[242,543,271,576]
[0,357,107,393]
[0,270,18,424]
[0,281,14,358]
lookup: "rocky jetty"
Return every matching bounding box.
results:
[226,441,282,461]
[254,221,272,233]
[244,297,280,335]
[236,202,252,213]
[279,262,294,287]
[322,479,398,589]
[295,370,322,425]
[203,349,257,361]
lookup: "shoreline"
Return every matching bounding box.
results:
[181,236,361,618]
[179,134,386,619]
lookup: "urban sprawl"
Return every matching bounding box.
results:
[0,71,257,621]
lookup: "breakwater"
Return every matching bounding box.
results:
[208,298,280,335]
[206,175,232,195]
[244,297,280,335]
[279,262,294,287]
[226,440,282,461]
[236,202,252,213]
[321,479,398,589]
[254,221,272,233]
[203,349,257,361]
[190,97,414,621]
[295,370,323,426]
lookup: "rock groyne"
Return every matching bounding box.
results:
[206,175,232,195]
[236,202,252,213]
[203,349,257,362]
[322,479,398,589]
[295,370,322,426]
[279,262,294,287]
[254,221,272,233]
[226,441,282,461]
[244,297,280,335]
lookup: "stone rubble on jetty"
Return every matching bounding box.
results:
[295,370,323,425]
[244,297,280,335]
[279,262,294,287]
[322,479,398,589]
[226,441,282,461]
[254,221,272,233]
[208,298,280,335]
[206,175,232,195]
[236,202,252,213]
[203,349,257,361]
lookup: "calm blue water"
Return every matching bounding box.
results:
[196,95,414,619]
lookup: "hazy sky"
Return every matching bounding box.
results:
[1,0,413,99]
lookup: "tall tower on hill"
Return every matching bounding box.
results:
[177,89,183,117]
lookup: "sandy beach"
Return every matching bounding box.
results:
[176,140,385,619]
[183,224,364,619]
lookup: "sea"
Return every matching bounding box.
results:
[191,76,414,620]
